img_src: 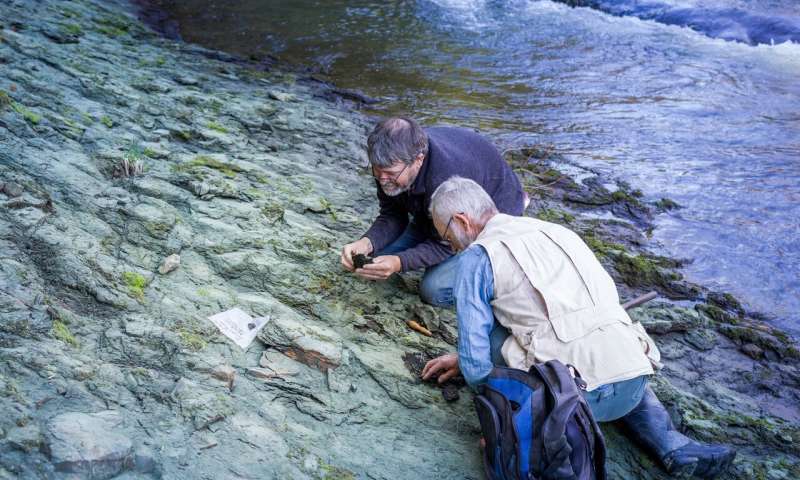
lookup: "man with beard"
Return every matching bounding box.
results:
[340,117,525,307]
[421,176,736,479]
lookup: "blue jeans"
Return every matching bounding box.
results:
[376,222,459,307]
[488,323,648,422]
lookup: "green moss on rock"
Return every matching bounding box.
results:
[11,103,41,124]
[0,90,12,110]
[178,330,207,351]
[580,232,626,259]
[122,271,147,300]
[172,155,242,179]
[614,253,681,288]
[51,320,77,347]
[535,207,575,225]
[206,121,229,133]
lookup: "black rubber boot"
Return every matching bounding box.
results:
[619,386,736,479]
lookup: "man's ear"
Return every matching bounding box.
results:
[452,212,471,232]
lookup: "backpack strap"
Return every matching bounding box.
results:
[528,360,582,479]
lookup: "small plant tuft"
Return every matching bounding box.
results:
[114,144,146,178]
[122,271,148,300]
[51,320,78,347]
[206,121,229,134]
[0,90,11,109]
[11,103,41,124]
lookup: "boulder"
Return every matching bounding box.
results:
[44,411,134,479]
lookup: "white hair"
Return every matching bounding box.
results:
[429,176,498,225]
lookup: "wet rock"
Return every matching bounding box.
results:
[173,74,199,86]
[42,25,81,44]
[630,304,704,334]
[211,364,235,386]
[1,182,23,197]
[6,424,42,453]
[44,411,134,479]
[259,315,343,372]
[742,343,764,359]
[269,90,296,102]
[684,328,718,351]
[441,383,460,402]
[158,253,180,274]
[0,1,796,478]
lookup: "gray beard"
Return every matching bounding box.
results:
[380,182,411,197]
[379,168,418,197]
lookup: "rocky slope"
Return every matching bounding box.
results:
[0,0,798,479]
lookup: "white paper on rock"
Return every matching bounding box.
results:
[207,307,270,350]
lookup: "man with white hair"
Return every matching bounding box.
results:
[421,176,736,479]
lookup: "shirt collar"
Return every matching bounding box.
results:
[410,150,431,196]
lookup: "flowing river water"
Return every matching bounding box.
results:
[142,0,800,335]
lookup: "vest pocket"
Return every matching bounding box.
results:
[548,304,628,343]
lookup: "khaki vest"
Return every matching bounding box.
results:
[473,214,660,391]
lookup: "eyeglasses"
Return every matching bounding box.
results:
[441,212,464,245]
[371,162,410,184]
[442,216,455,242]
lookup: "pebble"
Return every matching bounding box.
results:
[268,90,295,102]
[2,182,23,197]
[158,254,181,275]
[211,364,235,383]
[742,343,764,359]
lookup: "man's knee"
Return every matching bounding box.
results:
[419,275,453,307]
[419,256,459,307]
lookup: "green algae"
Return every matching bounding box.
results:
[51,320,78,347]
[178,330,207,351]
[535,207,575,225]
[319,197,338,221]
[655,197,681,210]
[122,271,147,300]
[172,155,242,178]
[613,253,681,288]
[206,121,229,133]
[320,461,356,480]
[60,23,83,37]
[696,303,738,325]
[261,203,286,223]
[580,232,626,259]
[0,91,11,110]
[94,14,132,38]
[11,103,41,125]
[100,115,113,128]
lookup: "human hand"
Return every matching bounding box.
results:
[341,237,373,272]
[421,353,460,384]
[355,255,401,281]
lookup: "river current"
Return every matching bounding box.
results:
[143,0,800,335]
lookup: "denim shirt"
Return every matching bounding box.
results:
[454,245,496,388]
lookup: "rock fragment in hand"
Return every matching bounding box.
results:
[352,253,373,269]
[158,254,180,274]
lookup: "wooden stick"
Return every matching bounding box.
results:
[407,320,433,337]
[622,291,658,311]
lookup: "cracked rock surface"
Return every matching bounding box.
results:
[0,1,798,479]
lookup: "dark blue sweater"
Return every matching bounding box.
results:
[363,126,524,271]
